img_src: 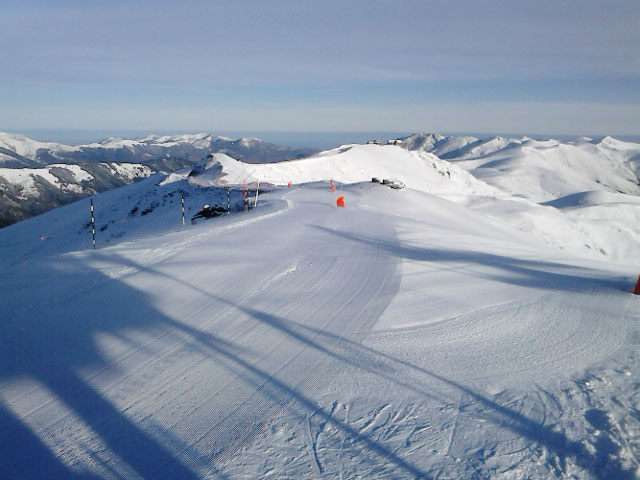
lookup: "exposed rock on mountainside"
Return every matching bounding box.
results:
[0,132,318,227]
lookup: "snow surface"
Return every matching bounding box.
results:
[1,139,640,479]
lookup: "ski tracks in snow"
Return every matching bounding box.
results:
[224,366,640,479]
[2,185,639,479]
[0,187,405,478]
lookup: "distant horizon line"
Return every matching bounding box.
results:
[2,128,638,149]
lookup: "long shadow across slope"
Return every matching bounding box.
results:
[0,256,210,479]
[74,250,635,479]
[312,225,629,293]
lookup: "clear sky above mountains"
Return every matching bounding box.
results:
[1,0,639,136]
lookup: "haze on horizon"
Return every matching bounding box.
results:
[1,0,639,137]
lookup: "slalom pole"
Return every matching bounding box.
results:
[90,199,96,249]
[225,185,230,214]
[181,192,185,226]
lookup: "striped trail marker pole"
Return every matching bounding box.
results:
[90,199,96,249]
[181,192,185,226]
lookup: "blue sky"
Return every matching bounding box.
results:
[1,0,639,137]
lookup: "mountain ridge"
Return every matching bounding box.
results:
[0,131,317,166]
[2,130,639,238]
[0,132,319,227]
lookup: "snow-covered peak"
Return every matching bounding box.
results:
[398,133,481,159]
[0,132,30,143]
[180,143,499,203]
[143,133,214,147]
[446,135,520,160]
[520,138,561,149]
[0,131,79,159]
[238,136,262,147]
[595,135,640,152]
[449,138,640,202]
[96,137,142,149]
[399,132,446,151]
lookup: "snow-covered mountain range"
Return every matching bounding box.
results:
[400,132,640,201]
[0,132,317,226]
[0,132,317,167]
[2,130,640,263]
[4,131,640,264]
[2,130,640,478]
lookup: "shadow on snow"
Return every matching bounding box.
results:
[311,224,629,293]
[0,224,634,479]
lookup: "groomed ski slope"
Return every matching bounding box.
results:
[1,182,639,478]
